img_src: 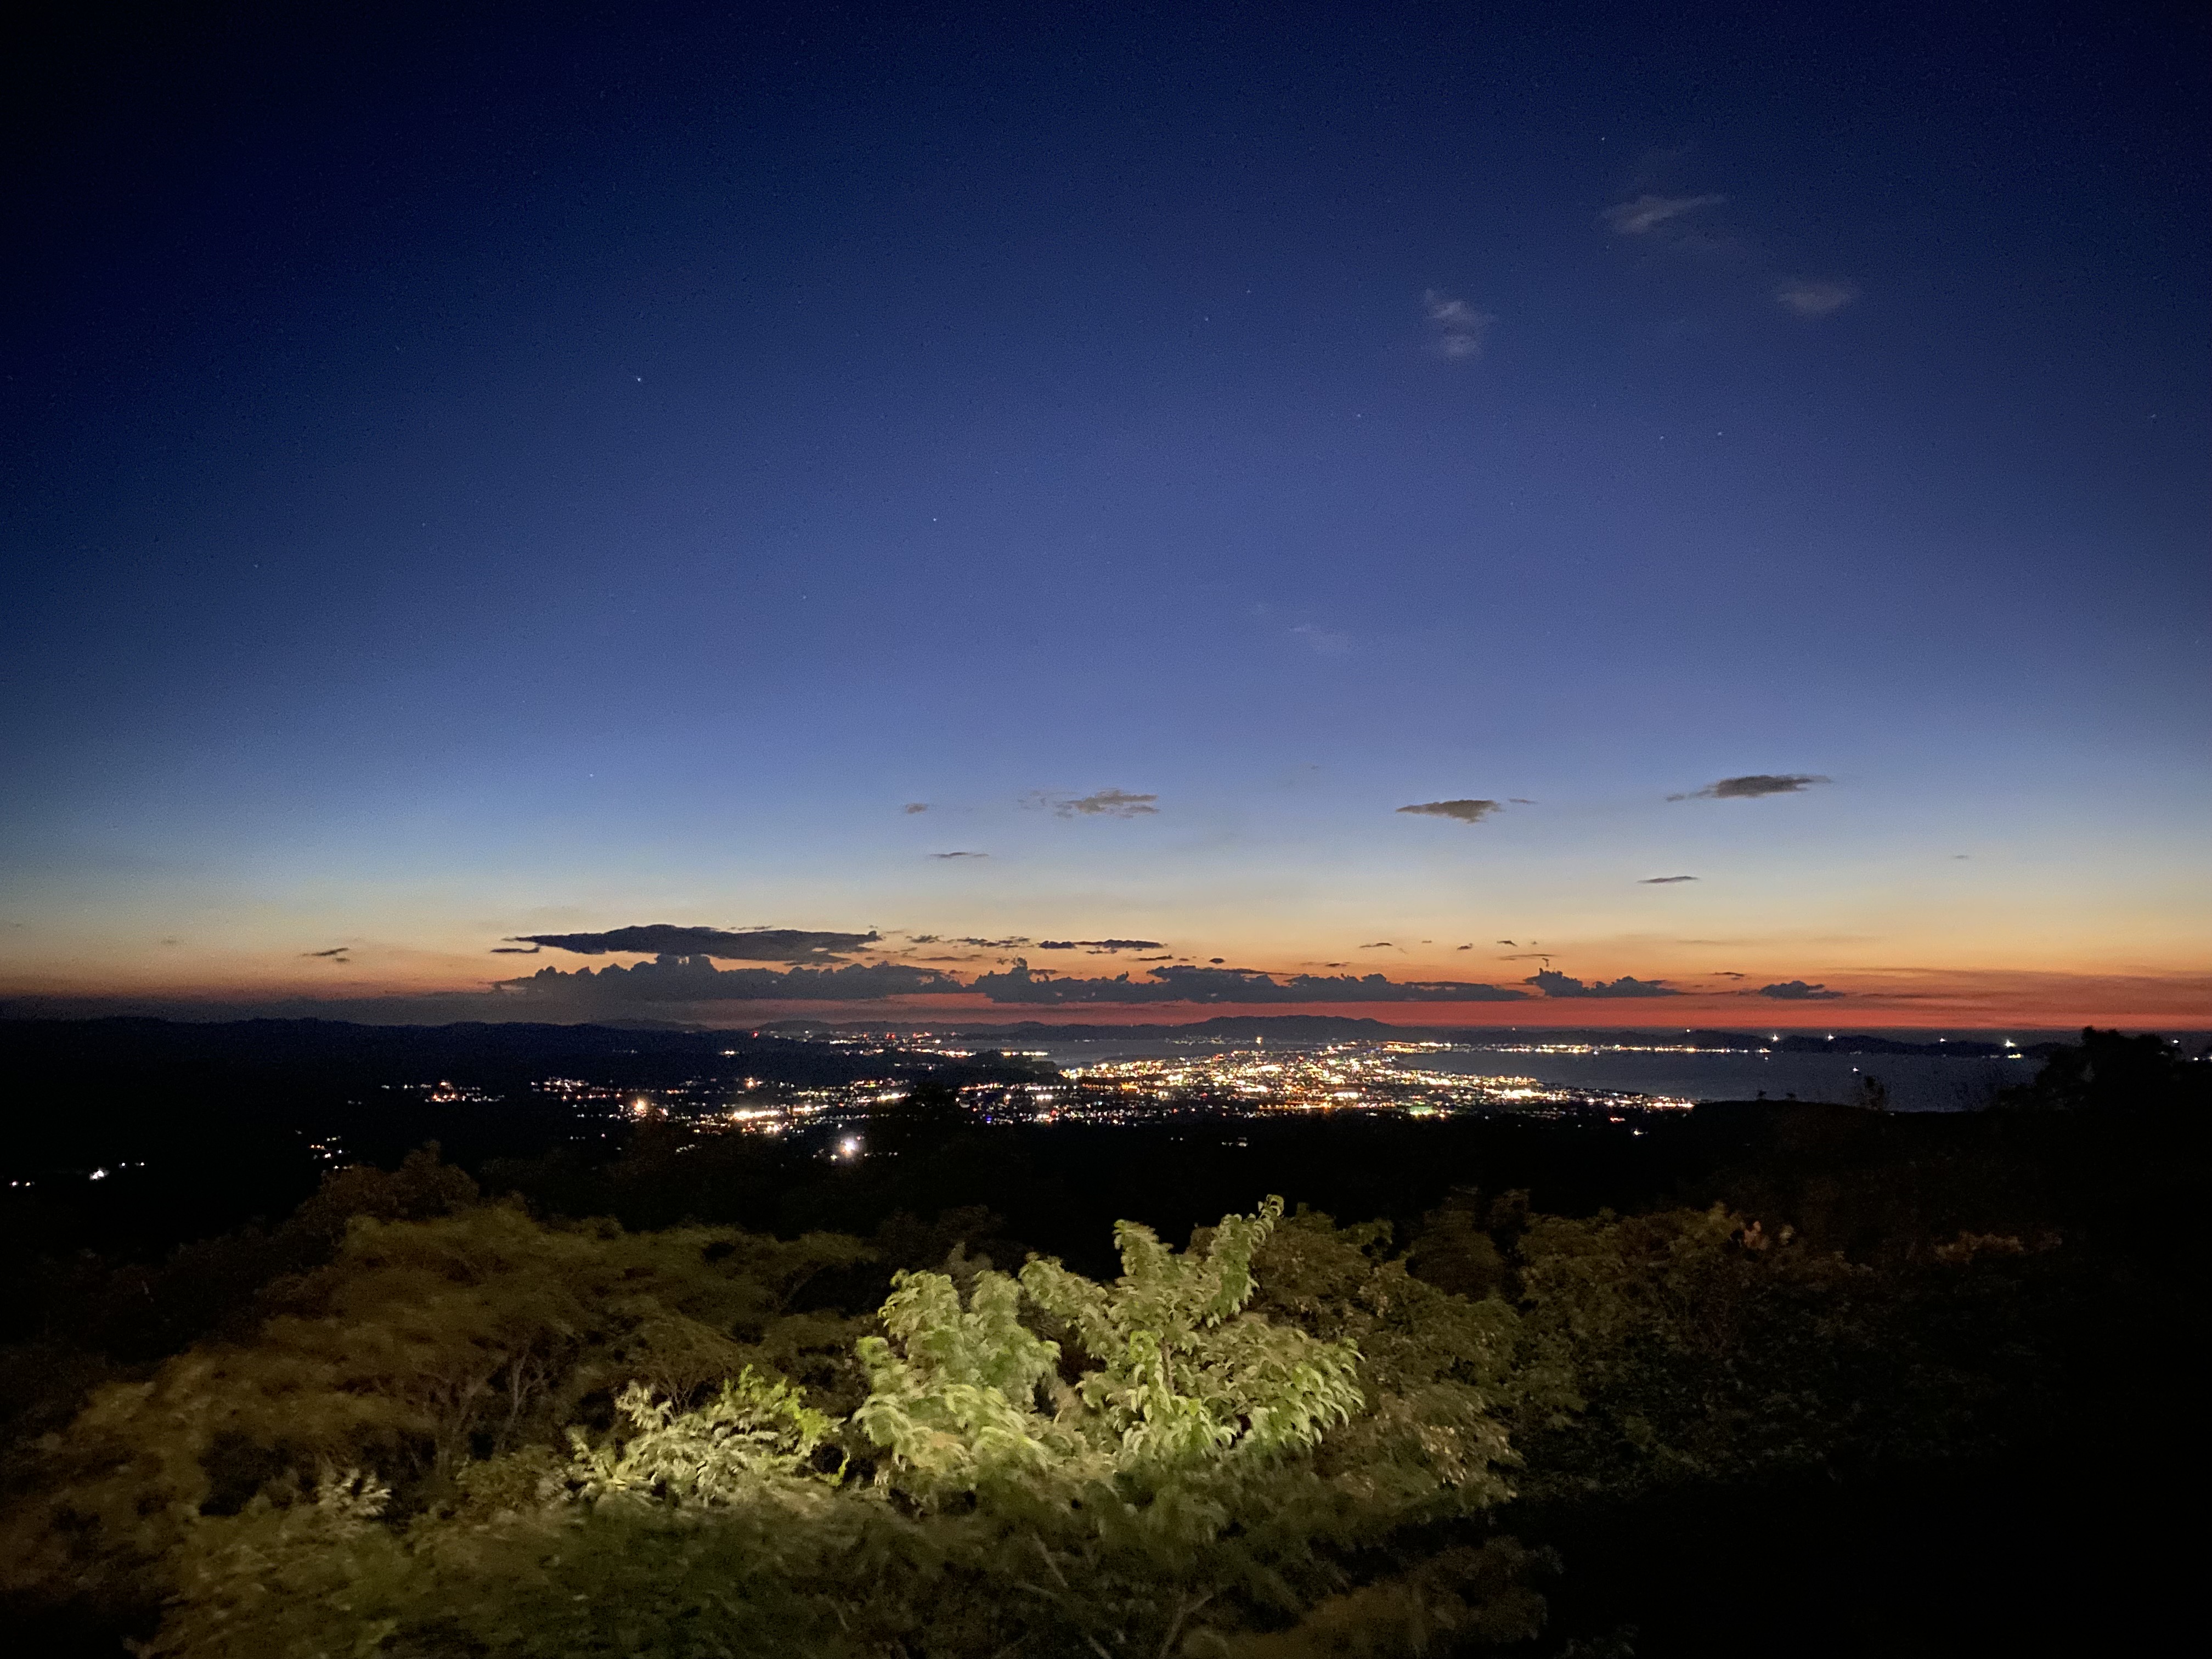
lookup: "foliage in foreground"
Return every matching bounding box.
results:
[11,1197,1557,1656]
[1,1142,2111,1656]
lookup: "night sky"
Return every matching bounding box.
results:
[4,2,2205,1028]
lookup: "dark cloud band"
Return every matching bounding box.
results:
[1526,969,1679,999]
[1756,980,1846,1001]
[501,956,959,1004]
[1396,799,1501,824]
[1035,938,1166,952]
[1668,774,1830,801]
[506,924,878,962]
[969,961,1527,1005]
[1026,789,1159,819]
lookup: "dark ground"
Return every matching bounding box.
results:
[1,1018,2203,1655]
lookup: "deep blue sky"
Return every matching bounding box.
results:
[4,1,2206,1025]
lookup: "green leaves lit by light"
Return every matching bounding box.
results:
[851,1196,1366,1523]
[572,1369,844,1511]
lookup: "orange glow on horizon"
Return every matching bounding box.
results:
[3,957,2204,1034]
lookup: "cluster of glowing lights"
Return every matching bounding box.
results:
[1478,1042,1736,1057]
[1062,1043,1690,1114]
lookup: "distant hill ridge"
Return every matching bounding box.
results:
[0,1013,2127,1063]
[760,1015,2079,1058]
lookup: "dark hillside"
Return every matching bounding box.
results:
[0,1030,2202,1656]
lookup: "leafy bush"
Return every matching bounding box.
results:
[2,1164,2102,1656]
[13,1197,1558,1656]
[0,1203,870,1620]
[1511,1204,2049,1500]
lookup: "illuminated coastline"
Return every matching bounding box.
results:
[1056,1042,1693,1116]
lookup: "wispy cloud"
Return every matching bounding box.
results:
[1397,798,1502,824]
[1290,622,1352,656]
[1774,279,1858,318]
[1602,193,1726,235]
[1608,193,1864,314]
[1035,938,1166,952]
[901,802,931,814]
[489,945,541,955]
[1757,979,1846,1001]
[930,851,988,859]
[1526,969,1679,999]
[1668,773,1830,801]
[303,946,350,958]
[507,924,877,962]
[1640,875,1699,884]
[1421,290,1497,360]
[1026,788,1160,819]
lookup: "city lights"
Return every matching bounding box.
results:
[1060,1043,1691,1116]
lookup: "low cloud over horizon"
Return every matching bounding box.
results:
[1526,969,1679,999]
[505,924,877,962]
[494,953,1542,1008]
[969,961,1528,1005]
[501,955,960,1005]
[21,953,2203,1028]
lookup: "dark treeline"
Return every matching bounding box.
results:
[0,1028,2204,1656]
[0,1013,2135,1255]
[0,1018,1051,1252]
